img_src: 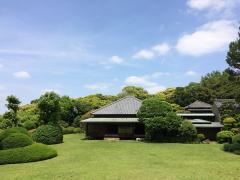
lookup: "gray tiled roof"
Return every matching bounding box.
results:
[185,100,212,109]
[92,96,142,115]
[82,118,139,123]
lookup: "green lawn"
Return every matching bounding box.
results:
[0,134,240,180]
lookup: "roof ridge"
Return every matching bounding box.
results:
[91,96,142,115]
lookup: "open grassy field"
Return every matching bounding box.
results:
[0,134,240,180]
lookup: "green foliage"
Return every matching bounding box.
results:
[118,86,148,100]
[144,113,183,142]
[197,134,206,142]
[156,88,176,102]
[137,97,173,122]
[38,92,61,124]
[62,127,82,134]
[223,143,240,152]
[17,103,39,124]
[5,95,21,126]
[178,121,197,143]
[0,143,57,165]
[217,131,234,143]
[226,26,240,72]
[231,128,239,135]
[59,96,76,125]
[0,127,29,142]
[1,133,33,150]
[232,134,240,144]
[0,118,12,129]
[23,120,37,130]
[32,125,63,145]
[219,102,240,121]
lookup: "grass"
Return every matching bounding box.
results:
[0,134,240,180]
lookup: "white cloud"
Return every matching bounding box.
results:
[185,70,198,76]
[176,20,238,56]
[110,55,124,64]
[133,43,170,60]
[151,72,171,78]
[187,0,238,11]
[13,71,31,78]
[83,83,113,91]
[124,73,167,94]
[132,49,154,60]
[151,43,170,55]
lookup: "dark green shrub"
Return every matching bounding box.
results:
[23,120,37,130]
[197,134,206,141]
[232,134,240,144]
[217,131,234,143]
[32,125,63,145]
[178,121,197,143]
[0,127,29,142]
[234,150,240,155]
[1,133,33,150]
[0,143,57,165]
[223,143,240,152]
[144,113,183,142]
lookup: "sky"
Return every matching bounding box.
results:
[0,0,240,113]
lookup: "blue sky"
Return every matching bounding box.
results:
[0,0,240,112]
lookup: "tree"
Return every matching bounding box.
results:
[118,86,148,100]
[5,95,21,126]
[137,97,173,122]
[226,26,240,73]
[37,92,61,125]
[59,96,76,125]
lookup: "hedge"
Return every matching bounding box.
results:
[1,133,33,150]
[32,125,63,145]
[0,143,57,165]
[23,120,37,130]
[62,127,82,134]
[0,127,29,142]
[217,131,234,143]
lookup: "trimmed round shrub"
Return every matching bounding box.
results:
[1,133,33,150]
[223,143,240,152]
[23,120,37,130]
[32,125,63,145]
[0,143,57,165]
[217,131,234,143]
[231,128,239,135]
[178,121,197,143]
[223,117,236,130]
[197,133,206,142]
[0,127,29,142]
[232,134,240,144]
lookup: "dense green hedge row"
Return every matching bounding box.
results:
[0,143,57,165]
[62,127,83,134]
[1,133,33,150]
[0,127,29,142]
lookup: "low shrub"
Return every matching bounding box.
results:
[32,125,63,145]
[217,131,234,143]
[0,143,57,165]
[73,127,82,133]
[223,117,236,130]
[1,133,33,150]
[178,121,197,143]
[23,120,37,130]
[231,128,239,135]
[234,150,240,155]
[197,134,206,142]
[223,143,240,152]
[232,134,240,144]
[62,127,75,134]
[0,127,29,142]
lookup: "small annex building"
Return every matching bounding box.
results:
[82,97,223,140]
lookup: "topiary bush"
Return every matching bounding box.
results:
[0,127,29,142]
[223,143,240,152]
[0,143,57,165]
[62,126,75,134]
[223,117,236,130]
[232,134,240,144]
[23,120,37,130]
[217,131,234,143]
[1,133,33,150]
[32,125,63,145]
[178,121,197,143]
